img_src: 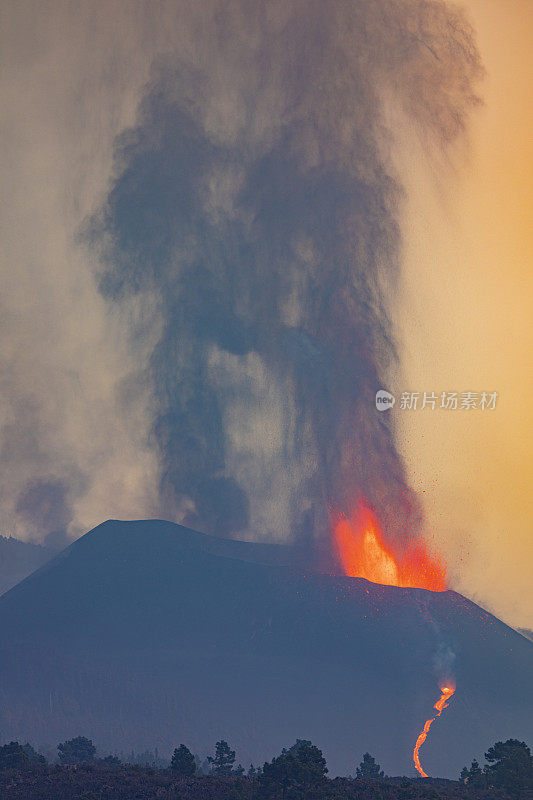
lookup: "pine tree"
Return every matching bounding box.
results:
[355,752,385,779]
[469,759,482,780]
[460,759,483,784]
[207,740,236,775]
[248,763,258,779]
[171,744,196,776]
[260,739,328,798]
[484,739,533,791]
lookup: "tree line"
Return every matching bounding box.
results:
[0,734,532,799]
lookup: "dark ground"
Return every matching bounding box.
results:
[1,764,531,800]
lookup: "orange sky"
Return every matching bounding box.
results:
[396,0,533,629]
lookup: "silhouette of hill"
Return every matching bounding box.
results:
[0,519,531,777]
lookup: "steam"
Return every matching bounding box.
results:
[1,0,482,548]
[434,642,457,685]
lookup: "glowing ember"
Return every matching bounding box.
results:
[413,684,456,777]
[333,501,447,591]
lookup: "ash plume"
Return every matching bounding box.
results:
[93,0,482,549]
[1,0,482,551]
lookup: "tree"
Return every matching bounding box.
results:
[57,735,96,764]
[22,742,46,766]
[484,739,533,792]
[469,758,482,779]
[171,744,196,776]
[287,740,328,784]
[355,752,385,779]
[460,759,482,784]
[0,741,30,771]
[260,740,328,799]
[208,740,236,775]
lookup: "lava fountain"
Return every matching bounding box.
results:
[332,500,447,591]
[413,684,456,777]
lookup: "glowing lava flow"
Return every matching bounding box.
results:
[413,684,456,777]
[333,501,447,591]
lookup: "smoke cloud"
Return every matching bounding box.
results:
[433,642,457,684]
[1,0,482,551]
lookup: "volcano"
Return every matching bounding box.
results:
[0,535,56,597]
[0,519,531,777]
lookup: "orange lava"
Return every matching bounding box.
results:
[413,684,456,777]
[333,501,447,591]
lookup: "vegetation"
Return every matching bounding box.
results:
[171,744,196,776]
[57,735,96,764]
[22,742,46,766]
[0,735,531,799]
[260,739,328,798]
[459,738,533,794]
[356,752,385,780]
[0,742,30,771]
[208,739,237,775]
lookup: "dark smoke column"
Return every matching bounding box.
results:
[94,0,482,553]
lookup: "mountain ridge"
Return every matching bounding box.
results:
[0,518,531,778]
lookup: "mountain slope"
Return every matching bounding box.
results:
[0,535,56,597]
[518,627,533,644]
[0,519,531,777]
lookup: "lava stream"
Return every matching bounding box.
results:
[413,684,456,777]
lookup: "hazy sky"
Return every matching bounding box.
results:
[1,1,531,629]
[396,0,533,629]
